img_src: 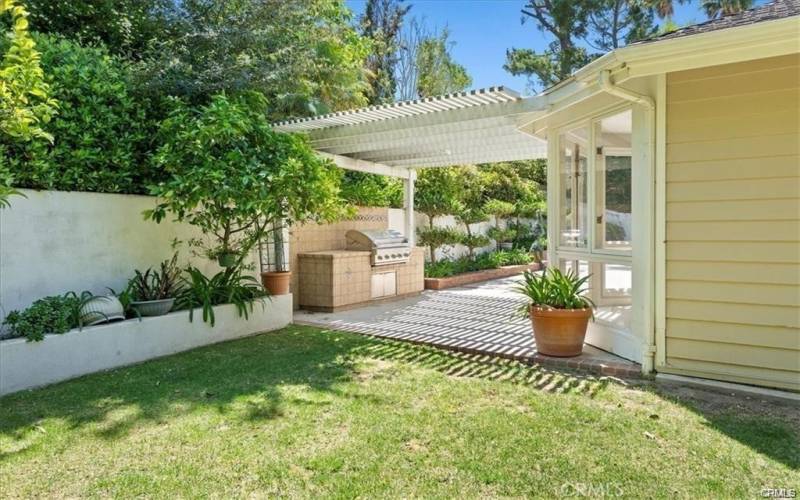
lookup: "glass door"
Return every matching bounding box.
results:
[555,108,634,358]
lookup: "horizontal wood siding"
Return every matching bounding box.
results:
[664,54,800,391]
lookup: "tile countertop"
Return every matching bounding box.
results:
[298,250,371,258]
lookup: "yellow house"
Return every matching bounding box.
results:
[276,1,800,391]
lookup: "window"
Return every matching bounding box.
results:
[558,125,589,248]
[595,110,632,252]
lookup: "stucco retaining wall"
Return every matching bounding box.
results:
[0,189,255,327]
[0,295,292,396]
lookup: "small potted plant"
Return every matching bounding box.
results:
[126,254,184,316]
[514,268,595,357]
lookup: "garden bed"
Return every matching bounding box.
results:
[424,262,542,290]
[0,295,292,396]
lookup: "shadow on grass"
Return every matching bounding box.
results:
[348,338,613,398]
[0,326,364,459]
[650,384,800,470]
[0,326,611,460]
[1,325,796,471]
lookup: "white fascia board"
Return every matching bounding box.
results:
[319,152,412,179]
[545,17,800,112]
[387,145,547,167]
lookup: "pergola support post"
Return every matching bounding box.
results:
[403,170,416,246]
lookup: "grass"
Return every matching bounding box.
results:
[0,325,797,498]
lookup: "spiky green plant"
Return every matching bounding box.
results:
[126,253,184,301]
[176,268,267,326]
[514,268,595,316]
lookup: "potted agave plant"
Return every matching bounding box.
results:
[126,254,184,317]
[514,268,595,357]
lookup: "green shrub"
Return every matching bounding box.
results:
[417,226,464,264]
[2,34,157,194]
[2,292,86,341]
[340,171,403,208]
[460,233,491,255]
[487,226,517,247]
[176,268,267,326]
[483,199,515,219]
[424,249,533,278]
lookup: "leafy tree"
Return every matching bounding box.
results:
[360,0,411,104]
[414,167,466,263]
[453,166,489,256]
[417,226,463,265]
[702,0,754,19]
[340,170,403,208]
[504,0,682,90]
[0,0,56,207]
[415,28,472,97]
[135,0,370,120]
[587,0,658,50]
[0,0,55,141]
[146,93,349,267]
[415,167,463,228]
[480,162,540,204]
[2,34,154,194]
[24,0,178,59]
[483,199,516,250]
[504,0,594,91]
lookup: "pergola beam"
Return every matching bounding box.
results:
[318,152,412,179]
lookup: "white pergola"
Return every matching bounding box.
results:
[274,87,549,245]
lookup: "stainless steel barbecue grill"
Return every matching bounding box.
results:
[345,229,411,266]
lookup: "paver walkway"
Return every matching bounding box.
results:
[294,276,641,378]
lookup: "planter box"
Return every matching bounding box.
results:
[424,263,542,290]
[0,295,292,396]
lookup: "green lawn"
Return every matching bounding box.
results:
[1,326,797,498]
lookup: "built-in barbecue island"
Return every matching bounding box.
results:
[297,229,424,312]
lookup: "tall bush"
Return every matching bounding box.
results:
[340,170,403,208]
[0,0,57,206]
[146,93,350,267]
[1,34,156,194]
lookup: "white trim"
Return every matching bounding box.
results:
[546,134,559,267]
[572,17,800,84]
[630,104,656,373]
[654,74,667,368]
[319,152,412,179]
[537,17,800,125]
[404,170,416,246]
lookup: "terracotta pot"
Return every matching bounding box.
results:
[261,271,291,295]
[529,305,591,357]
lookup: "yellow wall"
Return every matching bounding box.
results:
[663,54,800,390]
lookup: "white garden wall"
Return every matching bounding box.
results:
[0,189,260,326]
[0,297,292,396]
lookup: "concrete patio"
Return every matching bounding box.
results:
[294,276,641,378]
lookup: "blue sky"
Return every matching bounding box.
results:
[346,0,762,95]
